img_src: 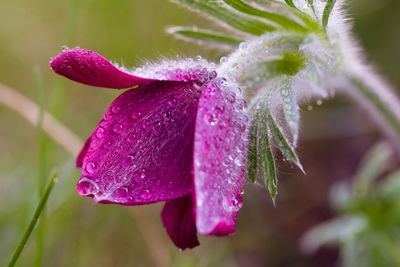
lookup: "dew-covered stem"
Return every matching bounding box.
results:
[7,171,58,267]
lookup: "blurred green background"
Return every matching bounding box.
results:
[0,0,399,266]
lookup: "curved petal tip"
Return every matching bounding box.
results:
[50,47,156,89]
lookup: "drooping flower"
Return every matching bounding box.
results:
[50,47,249,249]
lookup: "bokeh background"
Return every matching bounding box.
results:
[1,0,400,266]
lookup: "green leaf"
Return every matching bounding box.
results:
[172,0,276,35]
[7,171,58,267]
[257,108,278,202]
[268,113,304,173]
[223,0,307,33]
[280,79,300,143]
[167,26,242,47]
[322,0,337,28]
[248,113,259,183]
[284,0,296,8]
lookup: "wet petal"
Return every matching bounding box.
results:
[193,80,249,235]
[50,47,156,89]
[161,195,199,250]
[77,81,201,205]
[76,136,92,168]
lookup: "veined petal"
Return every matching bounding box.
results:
[77,81,200,205]
[50,47,156,89]
[193,79,249,235]
[161,195,199,250]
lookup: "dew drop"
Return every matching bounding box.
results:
[115,186,129,198]
[103,141,112,149]
[131,112,142,120]
[127,133,137,143]
[316,99,323,106]
[220,57,227,64]
[96,127,105,138]
[239,42,248,50]
[140,189,153,200]
[111,105,120,113]
[122,155,134,168]
[113,123,124,134]
[86,162,96,174]
[209,70,217,80]
[234,158,243,167]
[205,113,218,126]
[77,178,99,195]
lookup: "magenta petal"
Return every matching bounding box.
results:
[161,195,199,249]
[193,81,249,235]
[50,47,156,88]
[76,136,92,168]
[77,81,201,204]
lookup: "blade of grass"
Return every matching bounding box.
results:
[7,171,58,267]
[34,67,47,267]
[223,0,308,33]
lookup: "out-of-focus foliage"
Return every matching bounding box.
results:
[302,142,400,267]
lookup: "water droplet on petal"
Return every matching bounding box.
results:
[140,189,153,200]
[111,105,120,113]
[205,113,218,126]
[86,162,96,174]
[113,123,124,134]
[116,186,130,198]
[96,127,104,138]
[77,178,99,195]
[103,141,112,149]
[131,112,142,120]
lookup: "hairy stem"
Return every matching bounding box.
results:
[345,72,400,154]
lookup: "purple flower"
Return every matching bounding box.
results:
[50,47,249,249]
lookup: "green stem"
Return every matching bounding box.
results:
[348,75,400,153]
[7,172,58,267]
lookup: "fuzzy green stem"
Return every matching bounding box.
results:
[348,75,400,153]
[7,172,58,267]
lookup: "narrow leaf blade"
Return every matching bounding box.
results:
[257,109,278,202]
[223,0,307,33]
[285,0,296,8]
[247,113,259,183]
[322,0,337,28]
[172,0,276,35]
[268,113,304,173]
[280,79,300,144]
[167,26,242,47]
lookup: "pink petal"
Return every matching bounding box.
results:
[161,195,199,250]
[193,79,249,235]
[76,136,92,167]
[50,47,156,89]
[77,81,201,205]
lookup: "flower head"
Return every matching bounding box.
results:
[50,47,249,249]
